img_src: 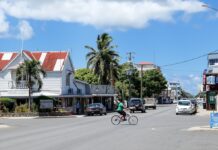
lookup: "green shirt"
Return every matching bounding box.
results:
[117,102,124,111]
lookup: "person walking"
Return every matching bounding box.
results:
[76,101,80,115]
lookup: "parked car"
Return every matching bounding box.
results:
[144,98,157,109]
[176,100,195,115]
[85,103,107,116]
[190,99,198,113]
[128,98,146,113]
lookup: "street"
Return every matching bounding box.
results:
[0,104,216,150]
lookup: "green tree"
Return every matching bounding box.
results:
[74,68,98,84]
[115,63,140,99]
[142,69,167,97]
[85,33,119,85]
[16,60,46,111]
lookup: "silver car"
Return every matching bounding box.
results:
[176,100,195,115]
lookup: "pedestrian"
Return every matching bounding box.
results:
[76,101,80,115]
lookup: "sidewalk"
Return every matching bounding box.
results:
[196,108,213,117]
[187,108,218,131]
[0,124,10,129]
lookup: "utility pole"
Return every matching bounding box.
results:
[126,52,134,100]
[140,65,143,100]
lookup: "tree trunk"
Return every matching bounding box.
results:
[28,87,32,112]
[28,75,32,112]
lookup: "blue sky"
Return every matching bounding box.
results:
[0,0,217,95]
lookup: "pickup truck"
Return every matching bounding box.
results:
[144,98,157,109]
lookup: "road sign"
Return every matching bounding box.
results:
[210,112,218,128]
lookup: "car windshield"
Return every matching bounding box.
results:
[131,100,141,105]
[88,103,101,108]
[178,101,190,106]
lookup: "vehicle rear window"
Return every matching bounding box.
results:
[131,100,141,104]
[88,103,101,107]
[178,101,190,106]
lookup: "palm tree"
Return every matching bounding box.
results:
[85,33,120,85]
[16,60,46,111]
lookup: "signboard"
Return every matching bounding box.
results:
[210,112,218,128]
[216,76,218,84]
[208,91,216,104]
[207,76,215,85]
[40,100,53,109]
[203,74,206,85]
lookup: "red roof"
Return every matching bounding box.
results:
[0,52,18,71]
[23,50,35,60]
[0,51,68,71]
[137,61,153,65]
[31,51,68,71]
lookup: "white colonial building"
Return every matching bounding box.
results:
[136,61,160,72]
[0,50,116,113]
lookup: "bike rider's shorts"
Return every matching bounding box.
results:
[117,110,126,117]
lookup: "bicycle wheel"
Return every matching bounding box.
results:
[111,115,121,125]
[128,115,138,125]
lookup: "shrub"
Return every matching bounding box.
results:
[0,97,15,112]
[15,104,29,113]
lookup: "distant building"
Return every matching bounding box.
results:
[158,81,181,104]
[207,53,218,74]
[136,61,160,72]
[167,82,181,100]
[202,52,218,110]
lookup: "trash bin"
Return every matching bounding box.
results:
[203,102,206,109]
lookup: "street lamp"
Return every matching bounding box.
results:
[126,69,133,100]
[137,63,145,100]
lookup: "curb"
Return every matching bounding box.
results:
[0,124,10,128]
[187,126,218,131]
[1,115,86,119]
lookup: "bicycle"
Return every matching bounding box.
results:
[111,111,138,125]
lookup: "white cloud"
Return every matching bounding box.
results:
[0,10,9,35]
[0,0,206,30]
[17,20,34,40]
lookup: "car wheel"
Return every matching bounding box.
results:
[153,106,156,109]
[100,113,103,116]
[104,113,107,115]
[176,113,178,115]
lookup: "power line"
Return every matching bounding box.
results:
[160,49,218,68]
[162,68,203,73]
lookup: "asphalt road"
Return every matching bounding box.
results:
[0,104,216,150]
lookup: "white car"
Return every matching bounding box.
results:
[176,100,195,115]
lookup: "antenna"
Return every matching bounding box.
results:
[126,52,135,63]
[20,37,24,58]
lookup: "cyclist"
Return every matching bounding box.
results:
[116,99,127,121]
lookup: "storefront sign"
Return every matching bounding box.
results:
[208,91,216,104]
[203,74,206,85]
[207,76,215,85]
[40,100,53,109]
[210,112,218,128]
[215,76,218,84]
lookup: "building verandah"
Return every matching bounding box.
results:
[57,94,116,114]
